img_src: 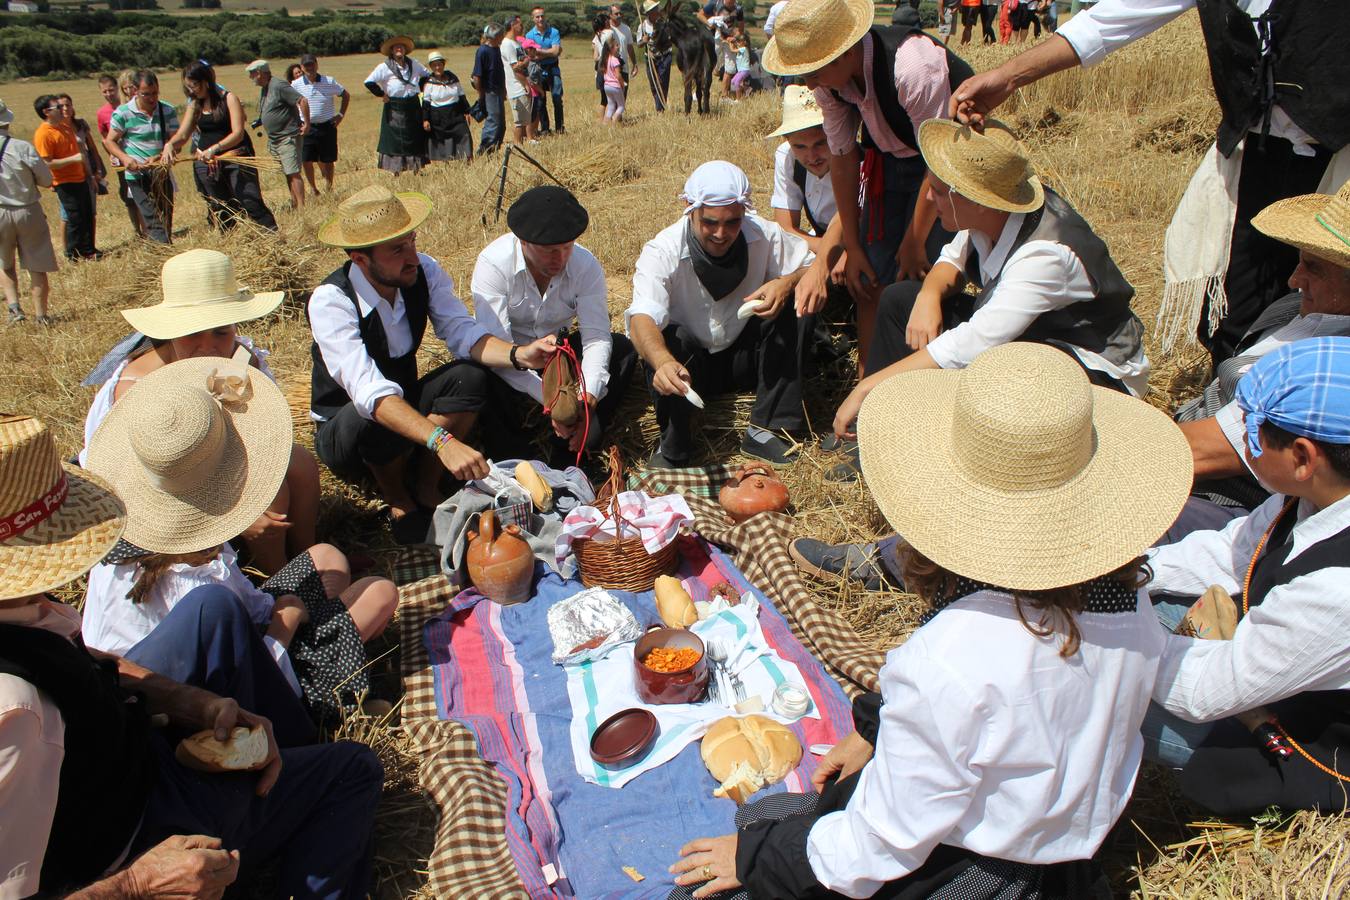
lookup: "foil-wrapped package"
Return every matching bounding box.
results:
[548,587,643,666]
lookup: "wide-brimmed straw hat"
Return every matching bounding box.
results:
[918,118,1044,214]
[85,350,292,555]
[857,343,1192,591]
[766,85,825,138]
[120,249,284,340]
[427,50,446,64]
[761,0,874,77]
[642,0,660,12]
[1252,180,1350,270]
[317,185,433,250]
[381,34,416,56]
[0,415,125,599]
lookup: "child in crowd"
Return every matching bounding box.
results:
[600,30,627,123]
[671,343,1192,898]
[729,29,754,99]
[82,353,399,723]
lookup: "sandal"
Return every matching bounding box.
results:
[34,315,53,327]
[6,303,24,323]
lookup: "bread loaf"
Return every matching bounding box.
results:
[514,461,553,512]
[701,714,802,803]
[175,726,270,773]
[654,575,698,628]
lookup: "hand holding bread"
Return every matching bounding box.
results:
[176,726,271,773]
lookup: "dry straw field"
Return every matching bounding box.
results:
[2,18,1348,898]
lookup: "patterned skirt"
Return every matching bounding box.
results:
[261,551,369,722]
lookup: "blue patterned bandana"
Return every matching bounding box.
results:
[1235,336,1350,457]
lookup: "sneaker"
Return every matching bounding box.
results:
[741,427,797,465]
[647,448,690,470]
[789,538,892,591]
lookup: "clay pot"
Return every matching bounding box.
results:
[466,509,535,605]
[719,464,790,523]
[633,626,708,705]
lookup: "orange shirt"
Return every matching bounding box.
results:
[33,122,85,186]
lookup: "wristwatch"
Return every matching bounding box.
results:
[510,344,527,370]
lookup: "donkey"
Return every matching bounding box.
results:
[651,1,715,115]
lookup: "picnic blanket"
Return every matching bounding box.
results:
[394,465,889,898]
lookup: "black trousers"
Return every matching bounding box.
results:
[54,181,95,259]
[1203,136,1332,365]
[313,361,490,485]
[192,161,278,232]
[979,3,997,41]
[869,280,1130,393]
[648,52,673,112]
[480,331,639,465]
[648,309,813,461]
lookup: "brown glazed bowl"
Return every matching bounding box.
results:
[590,707,659,767]
[633,627,708,705]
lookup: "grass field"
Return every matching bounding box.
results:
[3,19,1349,899]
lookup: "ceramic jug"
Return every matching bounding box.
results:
[466,509,535,605]
[718,464,791,522]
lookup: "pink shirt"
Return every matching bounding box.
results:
[603,54,623,88]
[96,101,115,138]
[814,31,952,158]
[0,598,83,899]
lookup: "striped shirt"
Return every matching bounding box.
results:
[291,74,346,123]
[108,99,179,181]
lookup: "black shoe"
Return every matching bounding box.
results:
[741,429,797,465]
[789,538,891,591]
[647,448,690,470]
[818,434,858,453]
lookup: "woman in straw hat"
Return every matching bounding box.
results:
[79,248,319,576]
[420,51,474,163]
[364,35,430,174]
[0,414,383,897]
[830,119,1148,448]
[162,61,278,232]
[82,353,398,723]
[672,342,1192,900]
[763,0,971,369]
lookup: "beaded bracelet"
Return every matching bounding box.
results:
[426,426,452,452]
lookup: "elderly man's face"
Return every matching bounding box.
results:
[522,240,575,282]
[248,68,269,86]
[1291,251,1350,317]
[303,59,320,78]
[355,233,421,290]
[786,126,830,177]
[691,204,745,257]
[609,5,621,20]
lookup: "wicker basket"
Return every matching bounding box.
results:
[575,447,679,592]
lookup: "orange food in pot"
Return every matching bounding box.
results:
[641,646,702,673]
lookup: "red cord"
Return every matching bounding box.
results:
[860,147,886,243]
[541,339,590,466]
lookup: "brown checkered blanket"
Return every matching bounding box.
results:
[394,465,887,896]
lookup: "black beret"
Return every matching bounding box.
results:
[507,185,590,245]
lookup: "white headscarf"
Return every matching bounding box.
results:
[680,161,754,216]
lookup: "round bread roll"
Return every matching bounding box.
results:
[701,714,802,803]
[655,575,698,628]
[175,726,270,773]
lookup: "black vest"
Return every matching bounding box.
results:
[1195,0,1350,156]
[791,159,826,236]
[0,624,155,892]
[1181,508,1350,815]
[965,187,1144,369]
[835,26,974,155]
[308,262,431,421]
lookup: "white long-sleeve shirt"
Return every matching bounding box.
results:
[307,254,492,422]
[625,214,813,353]
[1147,492,1350,723]
[1056,0,1316,153]
[472,233,614,402]
[806,590,1163,897]
[364,58,428,100]
[770,142,837,235]
[926,214,1150,396]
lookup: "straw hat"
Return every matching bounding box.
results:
[120,249,284,340]
[0,416,125,599]
[766,85,825,138]
[1252,180,1350,270]
[918,118,1044,214]
[381,34,416,56]
[642,0,660,12]
[317,185,433,249]
[427,50,446,64]
[857,343,1191,591]
[85,352,292,555]
[761,0,874,77]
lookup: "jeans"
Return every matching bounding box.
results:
[535,67,565,133]
[54,181,95,258]
[479,91,505,154]
[125,586,383,899]
[127,169,174,243]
